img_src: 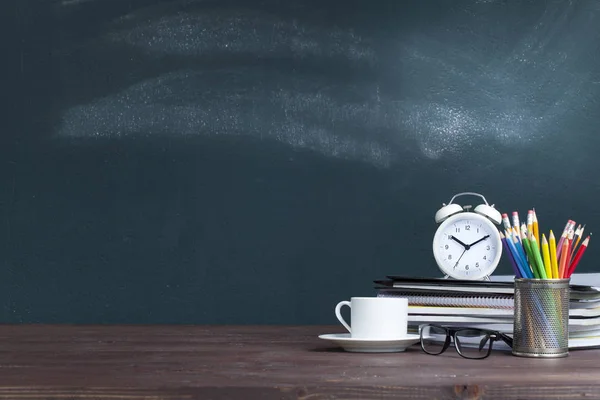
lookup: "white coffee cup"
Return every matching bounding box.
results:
[335,297,408,339]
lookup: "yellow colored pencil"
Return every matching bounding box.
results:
[549,230,559,279]
[541,234,552,279]
[533,209,540,250]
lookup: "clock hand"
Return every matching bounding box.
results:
[453,248,467,269]
[450,235,470,250]
[468,235,491,247]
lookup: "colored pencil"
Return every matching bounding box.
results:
[502,213,512,233]
[511,228,532,278]
[501,232,522,278]
[570,224,585,261]
[512,212,521,241]
[556,220,573,260]
[521,228,540,279]
[541,234,552,279]
[532,209,540,250]
[556,232,567,262]
[576,225,586,248]
[574,224,582,245]
[556,220,572,259]
[529,234,547,279]
[505,230,531,278]
[566,230,575,264]
[526,211,534,252]
[549,230,559,280]
[567,235,591,278]
[558,239,570,279]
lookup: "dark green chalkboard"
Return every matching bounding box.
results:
[3,0,600,324]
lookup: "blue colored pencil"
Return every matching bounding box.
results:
[504,230,526,277]
[505,230,532,279]
[501,232,522,278]
[511,228,533,278]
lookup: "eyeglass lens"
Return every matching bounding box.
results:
[420,325,448,355]
[455,329,492,359]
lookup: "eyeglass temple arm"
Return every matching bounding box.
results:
[498,332,513,348]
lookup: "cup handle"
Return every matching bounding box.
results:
[335,301,351,333]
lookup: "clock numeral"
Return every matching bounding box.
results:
[465,225,470,231]
[455,228,460,233]
[476,262,480,268]
[486,245,490,250]
[465,265,469,270]
[477,228,479,233]
[448,254,452,260]
[483,255,487,260]
[444,245,449,250]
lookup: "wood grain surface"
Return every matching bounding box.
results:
[0,325,598,399]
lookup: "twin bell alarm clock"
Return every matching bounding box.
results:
[433,192,503,280]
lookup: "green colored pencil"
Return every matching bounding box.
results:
[529,234,548,279]
[521,229,540,279]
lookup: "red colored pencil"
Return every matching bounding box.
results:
[567,235,591,278]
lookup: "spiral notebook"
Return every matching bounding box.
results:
[376,289,514,309]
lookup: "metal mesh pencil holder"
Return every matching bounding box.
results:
[512,278,570,358]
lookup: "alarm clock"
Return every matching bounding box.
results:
[433,192,503,280]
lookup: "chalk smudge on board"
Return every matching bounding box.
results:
[57,1,600,166]
[59,69,395,166]
[110,9,376,65]
[391,0,599,158]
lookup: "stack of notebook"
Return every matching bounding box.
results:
[374,273,600,350]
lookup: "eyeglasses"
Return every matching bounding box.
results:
[419,324,513,359]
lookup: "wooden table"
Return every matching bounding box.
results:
[0,325,599,399]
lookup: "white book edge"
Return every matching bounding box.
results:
[409,305,600,318]
[408,315,600,327]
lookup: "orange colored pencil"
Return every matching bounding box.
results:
[549,230,559,279]
[558,239,570,279]
[571,224,585,260]
[568,235,591,277]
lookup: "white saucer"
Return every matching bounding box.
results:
[318,333,420,353]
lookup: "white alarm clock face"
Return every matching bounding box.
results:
[433,212,502,280]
